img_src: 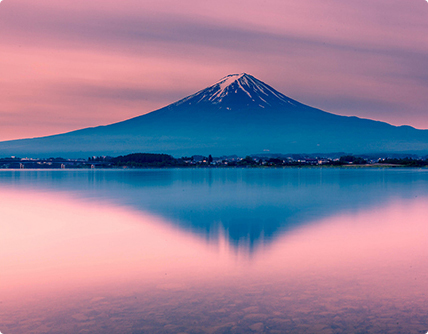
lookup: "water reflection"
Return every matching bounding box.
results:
[0,189,232,302]
[1,168,428,252]
[1,172,428,333]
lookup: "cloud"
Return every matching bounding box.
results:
[55,83,190,104]
[0,0,428,140]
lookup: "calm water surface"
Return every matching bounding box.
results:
[1,168,428,333]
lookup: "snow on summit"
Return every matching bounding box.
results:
[176,73,298,108]
[216,73,245,91]
[210,73,253,103]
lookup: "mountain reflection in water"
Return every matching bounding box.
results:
[1,168,428,333]
[0,168,427,251]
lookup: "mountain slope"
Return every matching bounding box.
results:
[1,73,428,158]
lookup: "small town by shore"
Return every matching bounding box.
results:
[1,153,428,169]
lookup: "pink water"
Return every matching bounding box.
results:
[1,174,428,333]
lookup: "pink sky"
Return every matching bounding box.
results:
[0,0,427,141]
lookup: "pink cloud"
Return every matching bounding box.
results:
[0,0,427,141]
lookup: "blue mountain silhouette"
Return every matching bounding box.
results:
[1,73,427,157]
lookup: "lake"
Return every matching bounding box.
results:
[1,168,428,333]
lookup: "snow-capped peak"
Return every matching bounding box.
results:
[209,73,252,102]
[215,73,246,91]
[176,73,299,108]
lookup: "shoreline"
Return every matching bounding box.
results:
[1,164,427,170]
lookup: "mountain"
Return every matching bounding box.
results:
[1,73,428,158]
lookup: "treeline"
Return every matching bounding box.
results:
[111,153,186,167]
[231,155,367,167]
[338,156,428,167]
[378,157,428,167]
[106,154,369,167]
[3,153,428,169]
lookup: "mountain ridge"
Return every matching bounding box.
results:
[1,73,428,158]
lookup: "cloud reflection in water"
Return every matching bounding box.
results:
[1,171,428,333]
